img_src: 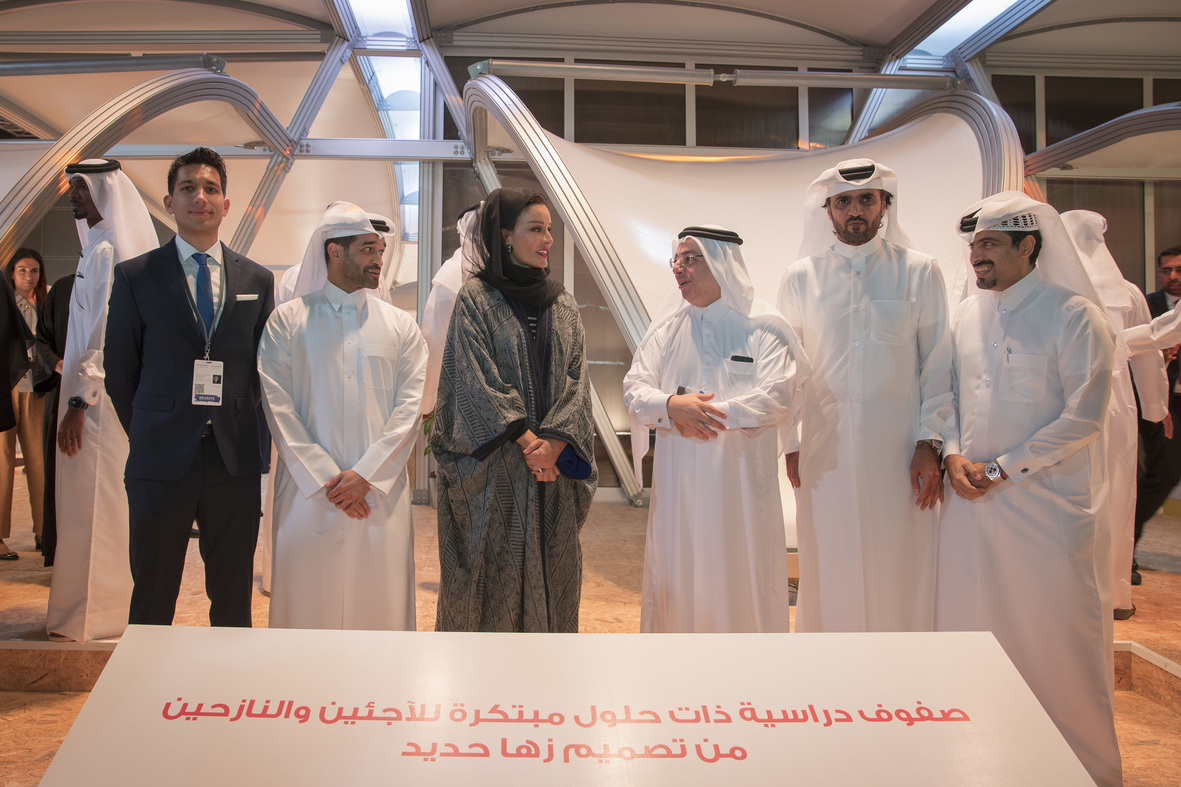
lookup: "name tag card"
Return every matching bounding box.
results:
[192,360,224,405]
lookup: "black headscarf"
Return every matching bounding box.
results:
[469,188,563,308]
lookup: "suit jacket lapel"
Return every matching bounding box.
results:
[213,242,239,343]
[161,238,207,343]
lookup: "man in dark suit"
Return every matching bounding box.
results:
[105,147,274,627]
[1134,244,1181,583]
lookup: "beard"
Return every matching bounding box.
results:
[973,263,997,290]
[833,215,882,246]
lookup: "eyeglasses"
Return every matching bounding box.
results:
[669,253,704,270]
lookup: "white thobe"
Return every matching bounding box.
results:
[259,283,427,631]
[419,255,463,414]
[47,228,132,642]
[1105,283,1167,612]
[624,298,798,633]
[938,268,1121,787]
[777,236,952,632]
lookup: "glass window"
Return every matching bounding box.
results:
[992,74,1036,154]
[443,57,564,140]
[1046,179,1145,289]
[369,57,421,141]
[1045,77,1142,146]
[695,64,798,149]
[809,79,853,150]
[1154,182,1181,276]
[350,0,415,39]
[574,60,685,145]
[1154,79,1181,106]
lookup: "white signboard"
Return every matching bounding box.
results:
[43,626,1091,785]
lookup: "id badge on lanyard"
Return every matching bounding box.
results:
[193,359,224,405]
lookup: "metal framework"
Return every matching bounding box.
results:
[846,0,973,143]
[0,67,293,265]
[874,90,1026,195]
[1023,103,1181,178]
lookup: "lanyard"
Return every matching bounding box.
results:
[180,254,226,360]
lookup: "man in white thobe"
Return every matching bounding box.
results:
[258,202,427,630]
[1063,210,1168,620]
[939,193,1121,787]
[623,226,804,633]
[47,158,156,642]
[777,158,953,632]
[420,203,479,415]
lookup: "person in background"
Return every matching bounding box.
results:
[31,272,74,566]
[0,248,46,558]
[47,158,157,642]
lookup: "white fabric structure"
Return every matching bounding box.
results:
[1063,210,1168,614]
[48,161,156,642]
[512,110,996,335]
[623,228,802,632]
[940,195,1121,787]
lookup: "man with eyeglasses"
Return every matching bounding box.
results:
[777,159,953,633]
[624,226,806,632]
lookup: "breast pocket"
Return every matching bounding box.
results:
[870,300,913,344]
[363,344,401,391]
[722,357,757,396]
[1000,353,1047,402]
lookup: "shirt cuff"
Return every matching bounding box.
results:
[636,393,672,430]
[996,445,1039,481]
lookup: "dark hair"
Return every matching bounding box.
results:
[1158,245,1181,266]
[1003,230,1042,265]
[323,234,363,260]
[167,147,228,195]
[471,189,562,308]
[4,247,47,303]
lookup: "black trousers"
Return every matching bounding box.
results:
[1135,392,1181,543]
[126,431,260,627]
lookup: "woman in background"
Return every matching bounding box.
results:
[0,248,45,558]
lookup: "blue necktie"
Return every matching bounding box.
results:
[193,252,215,333]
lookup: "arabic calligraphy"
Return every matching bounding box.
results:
[159,696,971,767]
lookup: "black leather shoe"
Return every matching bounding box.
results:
[0,551,18,561]
[1114,605,1136,620]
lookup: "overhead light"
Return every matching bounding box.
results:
[469,59,714,86]
[0,53,226,77]
[732,70,964,91]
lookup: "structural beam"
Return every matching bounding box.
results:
[951,0,1056,64]
[846,0,973,143]
[0,68,293,266]
[231,36,352,253]
[0,30,331,52]
[0,53,225,77]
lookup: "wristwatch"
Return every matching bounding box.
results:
[67,396,88,411]
[984,461,1003,482]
